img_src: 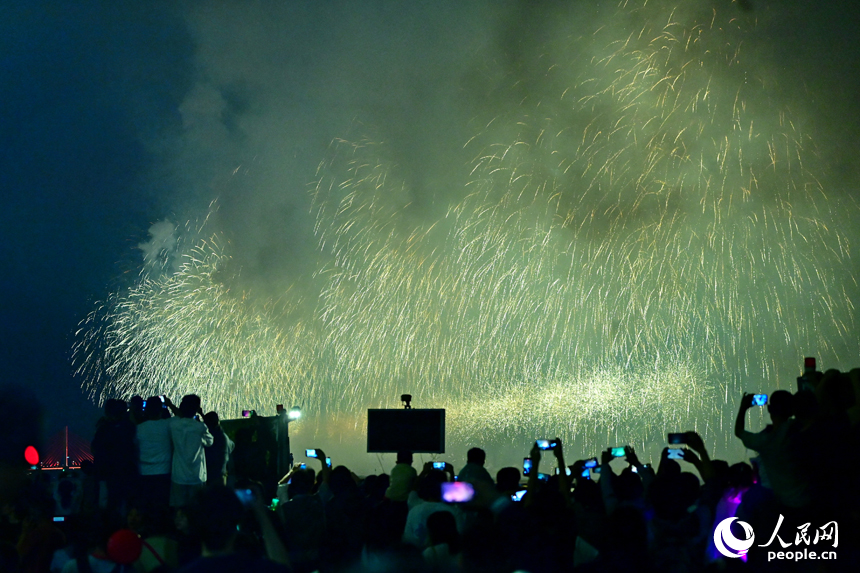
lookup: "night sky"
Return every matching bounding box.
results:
[2,2,194,442]
[3,0,859,461]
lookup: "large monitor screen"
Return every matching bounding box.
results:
[366,409,445,453]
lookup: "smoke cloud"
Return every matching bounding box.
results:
[78,0,860,470]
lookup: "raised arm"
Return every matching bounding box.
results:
[552,438,571,505]
[599,448,618,513]
[734,393,753,438]
[249,484,290,566]
[199,408,214,447]
[443,462,456,482]
[523,442,541,508]
[163,396,180,417]
[315,449,331,483]
[684,431,714,482]
[624,446,654,492]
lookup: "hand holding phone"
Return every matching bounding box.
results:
[624,446,641,467]
[740,393,753,410]
[683,431,705,453]
[751,394,768,407]
[529,442,542,465]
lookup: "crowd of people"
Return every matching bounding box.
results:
[0,366,858,572]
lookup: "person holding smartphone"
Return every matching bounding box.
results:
[734,391,811,509]
[180,485,290,571]
[168,395,214,508]
[277,461,325,572]
[402,468,464,548]
[137,397,174,510]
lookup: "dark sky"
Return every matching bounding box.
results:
[1,2,194,441]
[2,0,859,453]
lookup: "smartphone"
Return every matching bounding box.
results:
[433,462,446,470]
[234,488,255,506]
[667,433,686,445]
[242,410,252,418]
[611,447,626,458]
[667,447,685,460]
[142,400,147,409]
[306,449,318,458]
[523,457,533,476]
[752,394,768,407]
[298,463,307,469]
[580,468,591,479]
[583,457,598,468]
[326,457,332,468]
[441,481,474,503]
[159,395,166,403]
[53,516,65,522]
[511,489,527,502]
[537,473,550,482]
[536,439,557,450]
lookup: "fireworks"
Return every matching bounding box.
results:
[74,1,858,460]
[74,236,322,416]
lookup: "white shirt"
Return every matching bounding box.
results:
[402,501,464,547]
[137,418,173,475]
[169,417,214,485]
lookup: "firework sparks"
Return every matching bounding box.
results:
[74,1,858,461]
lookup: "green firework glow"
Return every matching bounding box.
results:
[74,1,859,460]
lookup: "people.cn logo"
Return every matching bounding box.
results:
[714,517,756,558]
